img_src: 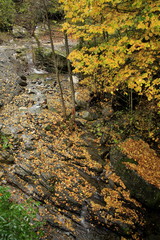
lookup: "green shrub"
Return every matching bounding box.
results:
[0,134,12,149]
[0,0,15,31]
[0,186,43,240]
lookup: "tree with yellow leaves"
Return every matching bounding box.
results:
[60,0,160,111]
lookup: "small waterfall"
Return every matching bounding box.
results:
[26,49,47,74]
[31,68,47,74]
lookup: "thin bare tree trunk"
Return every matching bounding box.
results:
[64,31,76,123]
[41,0,67,120]
[32,32,41,50]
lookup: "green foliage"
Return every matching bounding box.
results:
[44,124,52,131]
[16,0,45,35]
[15,0,61,35]
[0,186,43,240]
[89,122,103,136]
[0,0,15,31]
[0,134,12,150]
[47,0,63,20]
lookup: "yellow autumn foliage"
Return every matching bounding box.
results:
[60,0,160,108]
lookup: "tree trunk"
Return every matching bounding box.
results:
[41,0,67,120]
[32,32,41,50]
[64,31,76,124]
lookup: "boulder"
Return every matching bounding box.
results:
[20,75,27,81]
[75,88,90,109]
[68,75,79,84]
[34,47,68,73]
[16,78,27,87]
[110,138,160,209]
[12,25,29,38]
[81,110,98,121]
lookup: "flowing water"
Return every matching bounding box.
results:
[0,38,160,240]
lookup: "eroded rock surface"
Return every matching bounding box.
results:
[110,139,160,209]
[0,37,158,240]
[0,46,22,105]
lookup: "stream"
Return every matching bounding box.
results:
[0,36,160,240]
[0,39,118,240]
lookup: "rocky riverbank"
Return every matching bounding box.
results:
[0,33,160,240]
